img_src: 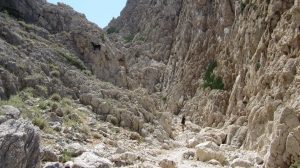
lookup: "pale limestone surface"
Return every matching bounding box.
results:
[0,0,300,167]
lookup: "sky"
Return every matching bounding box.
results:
[46,0,127,28]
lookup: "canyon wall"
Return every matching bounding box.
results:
[108,0,300,167]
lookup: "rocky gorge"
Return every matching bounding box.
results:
[0,0,300,167]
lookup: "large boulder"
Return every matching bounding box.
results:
[73,152,112,168]
[0,118,41,168]
[41,146,59,162]
[0,105,21,122]
[195,141,225,164]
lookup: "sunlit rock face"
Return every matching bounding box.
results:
[1,0,300,167]
[108,0,300,167]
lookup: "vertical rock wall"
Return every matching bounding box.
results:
[109,0,300,167]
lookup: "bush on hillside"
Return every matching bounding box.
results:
[203,60,225,90]
[107,27,119,34]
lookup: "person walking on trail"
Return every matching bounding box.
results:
[181,115,186,132]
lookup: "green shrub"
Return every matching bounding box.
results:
[34,73,43,82]
[110,116,118,125]
[1,7,24,20]
[203,60,225,90]
[123,34,135,43]
[138,37,146,41]
[32,117,48,130]
[162,96,167,102]
[48,63,59,70]
[39,101,48,110]
[44,127,55,134]
[56,50,86,70]
[0,95,24,108]
[107,27,119,34]
[61,150,75,163]
[81,125,90,135]
[62,98,73,106]
[82,70,92,76]
[38,85,48,96]
[291,158,300,168]
[63,106,73,115]
[240,1,247,12]
[2,10,9,16]
[23,87,35,99]
[50,93,61,102]
[50,70,60,77]
[211,77,225,90]
[92,132,103,139]
[255,62,261,71]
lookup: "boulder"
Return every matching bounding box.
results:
[0,118,40,168]
[64,161,74,168]
[195,141,225,163]
[0,105,21,120]
[42,146,59,162]
[230,158,253,168]
[73,152,112,168]
[65,143,86,157]
[110,152,137,165]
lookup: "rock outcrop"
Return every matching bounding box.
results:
[0,106,40,168]
[1,0,300,167]
[107,0,300,167]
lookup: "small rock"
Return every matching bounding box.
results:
[116,147,126,154]
[42,146,58,162]
[43,162,62,168]
[208,159,222,166]
[64,161,74,168]
[255,154,264,165]
[24,100,34,106]
[130,132,141,140]
[49,122,62,132]
[67,113,80,120]
[183,151,195,160]
[65,143,86,157]
[230,158,253,168]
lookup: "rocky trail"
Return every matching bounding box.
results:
[151,119,264,168]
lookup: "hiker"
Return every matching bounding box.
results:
[181,115,186,131]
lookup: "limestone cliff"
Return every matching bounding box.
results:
[108,0,300,167]
[0,0,300,167]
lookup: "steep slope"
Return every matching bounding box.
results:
[107,0,300,167]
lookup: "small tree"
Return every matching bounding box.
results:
[107,27,119,34]
[203,60,224,90]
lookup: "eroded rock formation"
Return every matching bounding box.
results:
[0,0,300,167]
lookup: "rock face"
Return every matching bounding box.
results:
[1,0,300,167]
[0,106,40,168]
[107,0,300,167]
